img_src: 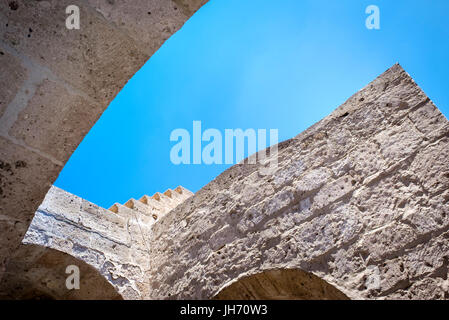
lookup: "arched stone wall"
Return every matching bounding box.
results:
[214,269,349,300]
[0,0,208,281]
[22,185,155,299]
[146,65,449,300]
[0,244,122,300]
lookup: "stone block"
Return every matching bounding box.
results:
[410,137,449,195]
[409,101,449,137]
[0,48,26,119]
[0,0,148,104]
[373,118,423,165]
[0,136,61,222]
[311,174,356,211]
[87,0,192,55]
[9,79,103,163]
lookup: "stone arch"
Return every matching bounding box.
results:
[1,2,448,301]
[0,0,209,281]
[213,268,349,300]
[0,244,122,300]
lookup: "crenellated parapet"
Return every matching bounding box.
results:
[109,186,194,224]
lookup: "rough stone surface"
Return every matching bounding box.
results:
[0,49,26,119]
[0,137,62,270]
[4,64,446,300]
[0,244,122,300]
[0,1,448,300]
[9,79,103,162]
[214,269,349,300]
[0,185,193,299]
[0,0,208,280]
[144,64,449,300]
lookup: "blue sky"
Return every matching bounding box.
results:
[55,0,449,208]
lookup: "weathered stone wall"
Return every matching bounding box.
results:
[214,269,350,300]
[147,64,449,300]
[2,65,447,300]
[1,1,448,301]
[0,185,193,299]
[0,0,208,280]
[0,244,123,300]
[22,186,152,299]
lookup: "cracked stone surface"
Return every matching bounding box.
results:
[1,63,447,300]
[1,7,448,299]
[145,64,449,300]
[0,185,193,299]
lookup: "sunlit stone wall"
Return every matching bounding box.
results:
[147,65,449,300]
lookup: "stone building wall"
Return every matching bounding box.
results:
[146,64,449,300]
[1,65,447,300]
[1,1,448,301]
[0,184,193,299]
[23,186,151,299]
[0,244,123,300]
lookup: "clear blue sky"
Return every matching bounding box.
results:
[55,0,449,208]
